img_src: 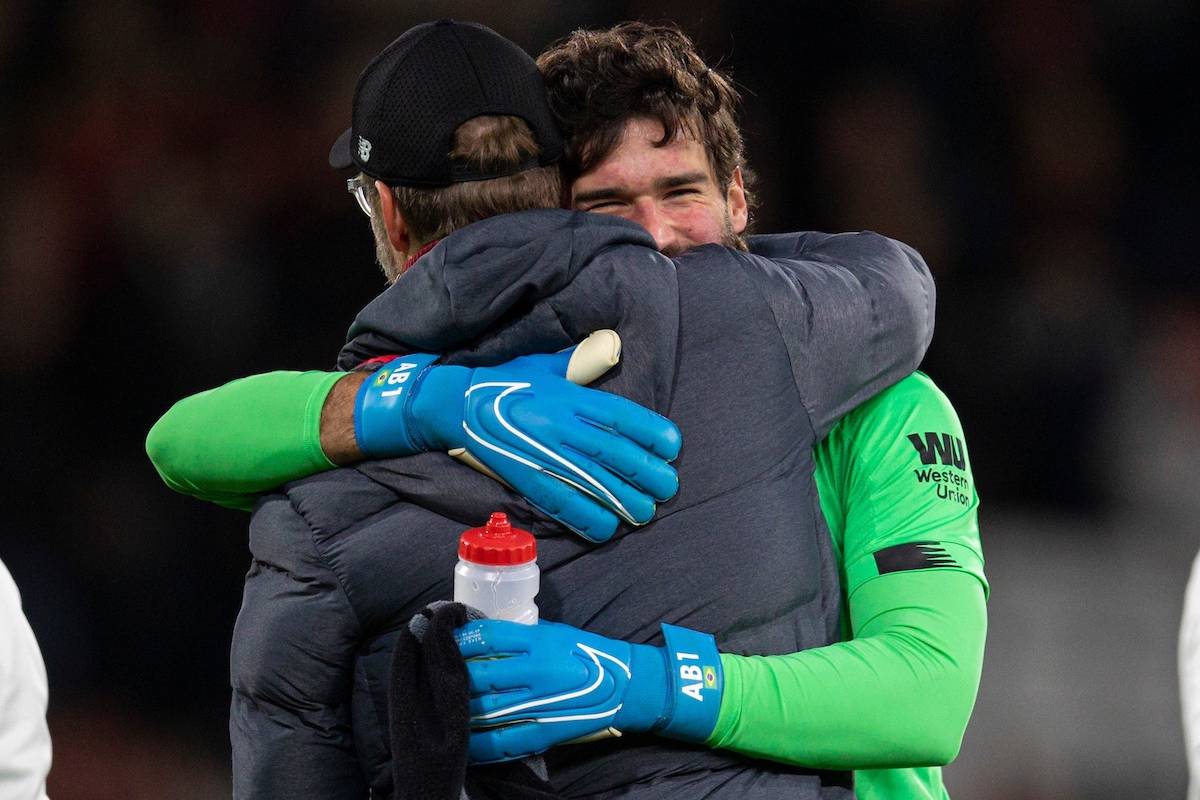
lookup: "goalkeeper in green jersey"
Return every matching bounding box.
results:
[147,23,986,800]
[150,369,984,800]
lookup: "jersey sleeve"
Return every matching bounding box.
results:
[709,570,985,769]
[815,371,987,599]
[145,370,343,511]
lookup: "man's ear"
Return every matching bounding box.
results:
[726,167,748,235]
[375,180,411,256]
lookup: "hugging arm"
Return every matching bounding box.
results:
[463,376,987,773]
[146,370,344,511]
[742,231,935,439]
[145,336,679,540]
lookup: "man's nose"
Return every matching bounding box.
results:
[630,199,680,255]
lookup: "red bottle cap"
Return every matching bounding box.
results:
[458,512,536,566]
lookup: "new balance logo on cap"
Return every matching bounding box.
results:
[328,20,562,186]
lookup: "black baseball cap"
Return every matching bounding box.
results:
[329,20,563,187]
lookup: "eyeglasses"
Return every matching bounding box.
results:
[346,175,374,218]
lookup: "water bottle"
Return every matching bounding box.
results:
[454,512,539,624]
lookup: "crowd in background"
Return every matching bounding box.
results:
[0,1,1196,797]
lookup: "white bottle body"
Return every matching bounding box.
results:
[453,558,539,625]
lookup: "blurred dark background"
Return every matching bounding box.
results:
[1,1,1196,797]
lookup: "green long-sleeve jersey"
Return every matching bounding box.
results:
[712,372,987,799]
[146,370,986,799]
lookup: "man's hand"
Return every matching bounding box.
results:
[353,333,682,542]
[455,618,723,764]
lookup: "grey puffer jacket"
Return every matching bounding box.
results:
[229,210,934,799]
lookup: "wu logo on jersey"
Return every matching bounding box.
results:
[358,135,373,162]
[907,432,966,470]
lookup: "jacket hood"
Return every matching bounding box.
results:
[337,209,662,371]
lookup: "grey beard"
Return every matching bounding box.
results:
[370,215,402,283]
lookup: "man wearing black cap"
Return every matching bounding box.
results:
[147,20,952,800]
[327,19,568,281]
[150,20,681,542]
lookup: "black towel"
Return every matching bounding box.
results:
[389,601,564,800]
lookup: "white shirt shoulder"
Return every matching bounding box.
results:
[0,559,51,800]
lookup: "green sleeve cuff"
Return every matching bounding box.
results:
[146,370,344,510]
[706,651,746,748]
[305,373,341,471]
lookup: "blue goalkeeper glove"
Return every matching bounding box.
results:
[455,618,723,764]
[353,333,681,542]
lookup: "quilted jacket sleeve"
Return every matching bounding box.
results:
[739,231,936,440]
[229,494,366,800]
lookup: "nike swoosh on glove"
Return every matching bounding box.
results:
[354,331,681,542]
[455,618,723,764]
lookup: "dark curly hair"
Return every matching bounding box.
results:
[537,22,753,217]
